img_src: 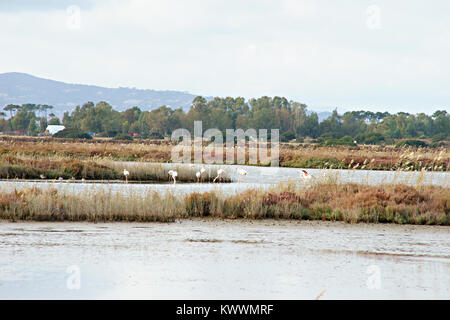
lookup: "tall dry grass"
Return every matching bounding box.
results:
[0,154,230,182]
[1,182,448,225]
[0,155,117,180]
[0,187,182,222]
[1,136,448,171]
[280,145,449,171]
[102,161,229,183]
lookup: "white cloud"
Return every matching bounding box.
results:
[0,0,449,113]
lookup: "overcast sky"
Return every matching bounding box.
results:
[1,0,449,113]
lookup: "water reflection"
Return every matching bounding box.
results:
[0,220,448,299]
[0,163,448,196]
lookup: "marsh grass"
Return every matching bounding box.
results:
[0,187,183,222]
[0,155,231,183]
[280,145,449,172]
[0,156,118,180]
[102,161,231,183]
[1,136,448,171]
[1,181,448,225]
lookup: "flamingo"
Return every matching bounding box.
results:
[237,168,248,182]
[200,166,206,182]
[123,169,130,183]
[168,170,178,184]
[300,170,312,183]
[213,169,226,183]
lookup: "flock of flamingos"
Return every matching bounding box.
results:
[122,167,312,184]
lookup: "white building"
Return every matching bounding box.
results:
[46,125,65,135]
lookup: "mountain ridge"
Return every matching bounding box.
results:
[0,72,331,121]
[0,72,199,116]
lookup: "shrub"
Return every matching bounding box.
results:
[355,133,385,145]
[115,133,133,141]
[53,128,92,139]
[149,131,164,139]
[395,139,428,148]
[280,131,296,142]
[323,136,356,146]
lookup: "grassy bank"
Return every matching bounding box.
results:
[280,146,449,171]
[1,182,448,225]
[1,136,448,171]
[0,156,117,180]
[0,156,229,183]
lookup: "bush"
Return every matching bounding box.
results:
[114,133,133,141]
[395,139,428,148]
[323,136,356,146]
[106,130,120,137]
[53,128,92,139]
[280,131,296,142]
[149,131,164,139]
[355,133,385,145]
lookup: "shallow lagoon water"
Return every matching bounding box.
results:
[0,163,448,196]
[0,220,448,299]
[0,164,449,299]
[123,162,450,187]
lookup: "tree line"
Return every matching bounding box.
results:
[1,97,449,144]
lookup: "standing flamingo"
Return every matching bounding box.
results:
[168,170,178,184]
[237,168,248,182]
[123,169,130,183]
[213,169,226,183]
[200,166,206,182]
[300,170,312,183]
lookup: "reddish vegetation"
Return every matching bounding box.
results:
[0,183,448,225]
[0,136,448,171]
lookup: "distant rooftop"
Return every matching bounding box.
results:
[46,125,65,135]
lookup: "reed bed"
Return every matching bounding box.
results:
[0,154,230,183]
[0,136,172,162]
[0,187,182,222]
[280,145,449,171]
[102,161,230,183]
[1,136,448,171]
[1,182,448,225]
[0,156,117,180]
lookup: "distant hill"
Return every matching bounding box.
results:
[0,72,199,116]
[0,72,332,121]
